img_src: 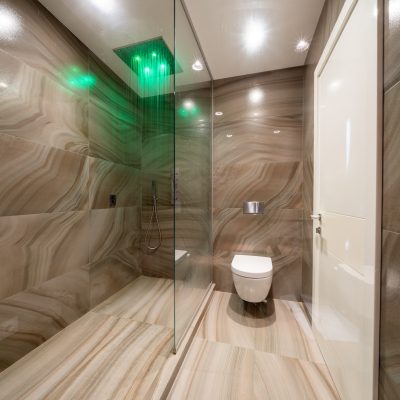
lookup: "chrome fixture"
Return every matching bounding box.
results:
[243,201,265,215]
[144,181,162,252]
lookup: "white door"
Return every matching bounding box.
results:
[313,0,380,399]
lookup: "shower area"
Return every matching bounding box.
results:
[0,0,212,394]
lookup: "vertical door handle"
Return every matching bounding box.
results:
[310,213,321,221]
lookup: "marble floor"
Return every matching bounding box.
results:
[0,276,178,400]
[168,291,341,400]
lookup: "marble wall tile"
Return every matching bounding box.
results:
[88,97,139,167]
[214,161,302,209]
[0,50,88,154]
[141,168,172,208]
[89,248,141,309]
[213,66,305,106]
[380,230,400,399]
[89,207,140,264]
[383,82,400,232]
[0,211,89,300]
[213,208,302,255]
[213,68,304,300]
[141,134,173,171]
[213,68,303,167]
[301,0,345,315]
[384,0,400,90]
[0,266,89,371]
[0,0,89,92]
[0,134,89,216]
[213,117,302,167]
[88,157,140,209]
[175,207,211,249]
[0,0,143,374]
[381,1,400,395]
[141,207,174,279]
[88,53,141,168]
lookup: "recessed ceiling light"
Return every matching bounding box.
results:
[215,111,223,116]
[253,112,259,117]
[0,82,8,88]
[226,134,233,138]
[273,130,281,134]
[90,0,116,13]
[243,18,267,53]
[249,88,264,104]
[295,39,310,52]
[192,60,204,71]
[183,100,194,110]
[0,6,22,41]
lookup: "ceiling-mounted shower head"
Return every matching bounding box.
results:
[113,37,181,77]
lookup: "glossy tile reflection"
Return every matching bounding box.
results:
[212,67,304,301]
[380,0,400,397]
[0,0,142,370]
[169,291,339,400]
[0,276,179,399]
[197,291,323,363]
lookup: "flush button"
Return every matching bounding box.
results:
[243,201,265,215]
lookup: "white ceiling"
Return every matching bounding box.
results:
[38,0,210,97]
[184,0,325,79]
[38,0,325,93]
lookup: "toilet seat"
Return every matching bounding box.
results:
[231,255,273,279]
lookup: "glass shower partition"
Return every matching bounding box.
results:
[174,0,213,349]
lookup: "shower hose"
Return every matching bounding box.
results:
[144,190,162,252]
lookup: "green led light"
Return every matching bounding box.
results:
[135,56,141,61]
[152,52,157,57]
[144,67,150,73]
[64,66,96,89]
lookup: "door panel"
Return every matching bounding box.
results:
[313,0,380,399]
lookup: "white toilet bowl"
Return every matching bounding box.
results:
[231,255,273,303]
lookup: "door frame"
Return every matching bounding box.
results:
[312,0,383,398]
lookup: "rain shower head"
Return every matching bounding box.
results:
[113,37,180,77]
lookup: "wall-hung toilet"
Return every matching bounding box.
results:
[231,255,273,303]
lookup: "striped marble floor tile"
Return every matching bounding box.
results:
[94,275,209,338]
[93,276,175,328]
[168,338,339,400]
[196,291,324,363]
[0,311,173,400]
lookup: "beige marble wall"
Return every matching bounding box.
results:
[213,67,304,300]
[0,0,141,370]
[379,0,400,397]
[301,0,345,315]
[140,94,174,278]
